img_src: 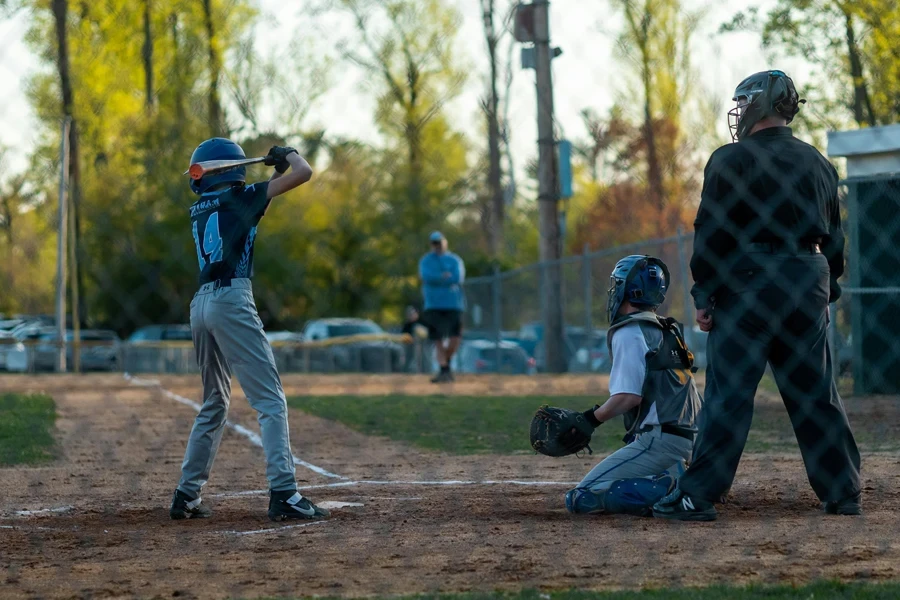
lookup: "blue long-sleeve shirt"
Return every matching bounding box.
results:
[419,251,466,311]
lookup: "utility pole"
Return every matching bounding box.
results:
[532,1,565,372]
[55,117,71,373]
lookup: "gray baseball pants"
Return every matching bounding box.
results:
[177,278,297,498]
[577,427,693,492]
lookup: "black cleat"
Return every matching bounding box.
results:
[431,370,451,384]
[170,489,212,520]
[652,489,718,522]
[268,490,331,522]
[824,494,862,516]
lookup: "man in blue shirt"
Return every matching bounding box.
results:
[418,231,466,383]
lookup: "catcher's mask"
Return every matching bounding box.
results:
[727,70,806,142]
[188,137,247,195]
[606,255,669,324]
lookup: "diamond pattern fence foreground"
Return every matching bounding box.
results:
[1,2,900,590]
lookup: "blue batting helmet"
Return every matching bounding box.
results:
[606,255,669,323]
[188,138,247,195]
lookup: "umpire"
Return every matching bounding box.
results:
[653,70,861,521]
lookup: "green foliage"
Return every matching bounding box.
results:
[721,0,900,130]
[0,393,57,465]
[5,0,897,331]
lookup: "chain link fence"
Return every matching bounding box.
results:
[2,0,900,597]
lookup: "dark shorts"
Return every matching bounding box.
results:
[422,309,463,341]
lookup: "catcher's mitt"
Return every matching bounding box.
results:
[530,405,594,457]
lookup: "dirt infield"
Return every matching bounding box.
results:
[1,374,899,598]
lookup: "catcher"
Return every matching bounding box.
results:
[530,255,703,516]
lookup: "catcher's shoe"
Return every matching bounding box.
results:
[170,489,212,520]
[652,489,717,522]
[824,494,862,516]
[268,490,331,522]
[565,487,605,514]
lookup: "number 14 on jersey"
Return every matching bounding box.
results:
[193,211,223,268]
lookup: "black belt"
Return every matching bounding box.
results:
[212,278,232,290]
[660,424,695,441]
[749,242,821,255]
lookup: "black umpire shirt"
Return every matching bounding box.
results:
[690,127,845,309]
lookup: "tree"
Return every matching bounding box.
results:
[334,0,471,275]
[22,0,257,331]
[479,0,512,259]
[610,0,700,237]
[721,0,900,129]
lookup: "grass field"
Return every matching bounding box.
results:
[0,392,56,465]
[323,582,900,600]
[287,391,895,455]
[288,395,627,454]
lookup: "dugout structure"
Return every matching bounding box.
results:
[828,124,900,394]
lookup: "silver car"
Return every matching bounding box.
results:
[32,330,122,372]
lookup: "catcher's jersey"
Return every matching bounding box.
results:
[607,312,702,434]
[189,182,271,285]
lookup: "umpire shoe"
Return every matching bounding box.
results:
[268,490,331,522]
[824,494,862,516]
[652,488,717,522]
[170,489,213,520]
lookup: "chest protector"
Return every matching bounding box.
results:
[607,312,703,435]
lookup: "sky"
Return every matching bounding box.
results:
[0,0,814,179]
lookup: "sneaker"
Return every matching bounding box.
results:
[824,494,862,516]
[652,489,717,521]
[431,369,451,384]
[170,489,212,520]
[268,490,331,522]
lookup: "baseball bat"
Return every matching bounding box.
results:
[184,156,268,180]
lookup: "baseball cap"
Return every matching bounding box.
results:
[429,231,445,243]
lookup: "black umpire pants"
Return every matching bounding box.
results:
[678,251,861,504]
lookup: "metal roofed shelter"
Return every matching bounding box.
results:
[828,124,900,394]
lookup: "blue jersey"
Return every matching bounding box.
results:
[190,182,270,285]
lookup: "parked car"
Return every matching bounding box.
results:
[126,324,194,374]
[301,318,405,372]
[266,331,305,373]
[128,324,193,342]
[568,329,611,373]
[434,339,536,375]
[31,330,122,372]
[2,326,56,372]
[0,330,14,370]
[519,322,609,373]
[0,319,26,333]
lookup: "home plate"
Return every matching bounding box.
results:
[317,501,364,510]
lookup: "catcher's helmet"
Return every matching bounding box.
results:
[728,70,805,142]
[188,137,247,195]
[606,255,669,323]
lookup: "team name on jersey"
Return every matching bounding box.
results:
[190,197,221,217]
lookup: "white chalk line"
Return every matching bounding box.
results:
[1,524,52,531]
[12,505,74,517]
[210,479,578,499]
[124,373,346,480]
[218,519,328,537]
[317,501,364,509]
